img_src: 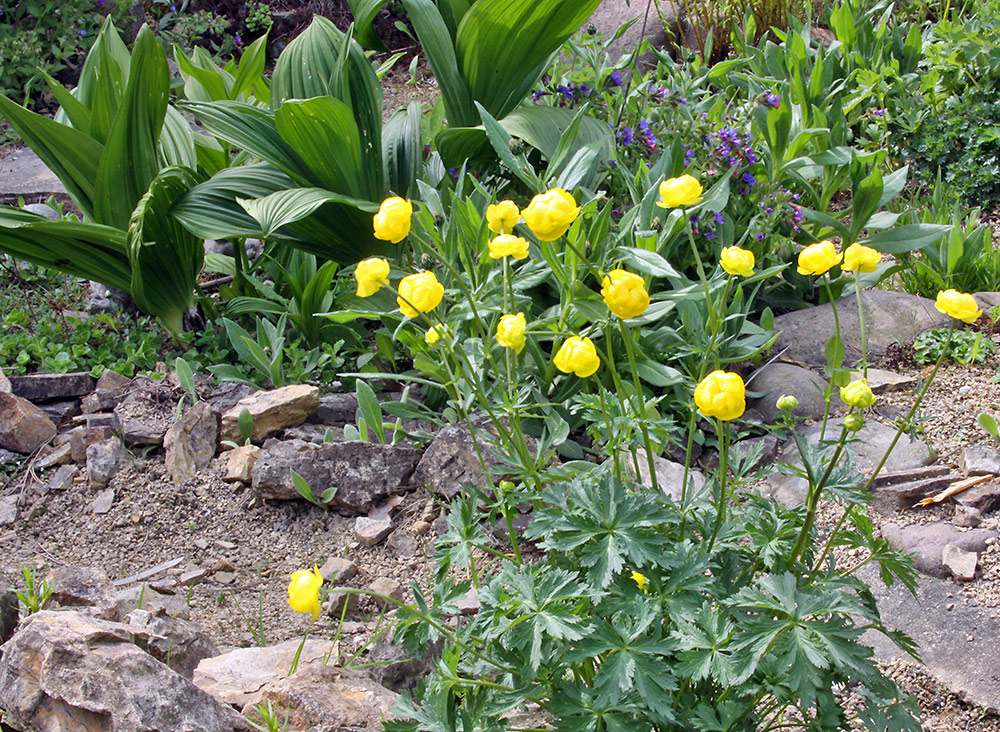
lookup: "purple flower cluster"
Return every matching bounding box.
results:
[707,125,759,177]
[615,119,657,155]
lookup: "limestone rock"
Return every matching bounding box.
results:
[36,442,72,469]
[164,401,218,484]
[961,446,1000,477]
[48,463,78,492]
[114,375,179,445]
[307,392,359,424]
[114,585,189,621]
[387,530,418,558]
[882,521,996,578]
[224,444,261,482]
[414,422,505,500]
[204,382,256,417]
[941,544,977,581]
[37,398,81,424]
[0,581,18,644]
[319,557,358,584]
[123,609,219,679]
[220,384,319,443]
[954,480,1000,514]
[367,625,438,692]
[92,488,115,514]
[368,577,404,610]
[0,610,251,732]
[69,421,117,462]
[746,362,839,421]
[626,448,705,503]
[0,494,17,525]
[251,439,420,514]
[454,588,480,615]
[847,367,916,393]
[86,437,128,490]
[0,392,56,453]
[355,517,393,546]
[8,371,95,401]
[46,566,117,620]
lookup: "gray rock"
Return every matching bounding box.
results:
[282,423,343,443]
[355,517,393,546]
[454,588,480,615]
[123,609,219,679]
[961,446,1000,477]
[178,568,209,587]
[35,442,72,469]
[882,521,996,578]
[773,290,949,368]
[0,610,251,732]
[86,437,128,490]
[204,239,234,256]
[627,448,705,503]
[387,530,418,558]
[114,375,180,446]
[954,504,983,527]
[48,464,78,492]
[586,0,676,63]
[366,625,437,692]
[8,371,95,401]
[36,398,81,424]
[848,367,916,393]
[251,439,420,514]
[69,422,116,462]
[220,384,320,444]
[0,366,10,393]
[0,495,17,525]
[0,582,17,644]
[307,392,359,424]
[746,362,838,421]
[204,382,256,417]
[413,421,504,500]
[319,557,358,584]
[114,585,189,621]
[368,577,405,610]
[0,392,56,453]
[21,202,60,220]
[92,488,115,514]
[0,147,66,196]
[164,401,218,484]
[46,566,117,620]
[81,369,132,413]
[954,479,1000,514]
[941,544,977,581]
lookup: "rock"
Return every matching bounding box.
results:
[220,384,320,443]
[729,434,781,471]
[746,363,839,421]
[847,367,917,393]
[114,585,189,621]
[871,472,962,513]
[164,402,218,484]
[941,544,977,581]
[48,463,78,492]
[86,437,128,489]
[0,582,17,643]
[35,442,72,469]
[92,488,115,514]
[411,520,432,535]
[282,423,343,443]
[246,665,398,731]
[0,610,251,732]
[325,588,358,618]
[587,0,675,62]
[204,382,256,417]
[81,369,133,413]
[954,504,983,527]
[413,422,505,500]
[387,530,419,558]
[308,392,359,424]
[492,512,533,541]
[367,625,437,691]
[179,568,209,587]
[0,147,67,196]
[772,290,949,368]
[882,521,996,578]
[46,566,117,620]
[961,446,1000,477]
[355,517,393,546]
[954,479,1000,513]
[368,577,404,610]
[454,588,480,615]
[224,444,261,482]
[8,371,95,401]
[0,367,10,393]
[114,375,180,445]
[204,239,234,256]
[0,392,57,453]
[37,398,81,424]
[319,557,358,584]
[193,638,331,707]
[123,609,219,679]
[251,439,420,514]
[626,448,705,503]
[21,202,60,219]
[0,495,18,525]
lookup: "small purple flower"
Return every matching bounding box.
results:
[793,193,801,200]
[679,97,688,105]
[235,34,243,46]
[714,213,725,225]
[79,29,87,35]
[765,207,773,215]
[690,214,699,223]
[684,148,696,161]
[756,232,765,240]
[638,120,650,132]
[742,172,756,186]
[609,159,617,168]
[704,230,715,240]
[765,93,781,108]
[609,71,623,87]
[617,127,634,145]
[556,85,574,101]
[579,84,592,96]
[611,207,621,219]
[448,166,457,177]
[170,4,176,10]
[873,108,886,116]
[423,145,431,155]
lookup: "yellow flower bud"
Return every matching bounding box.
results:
[601,269,650,320]
[796,240,842,276]
[488,234,530,260]
[354,257,390,297]
[720,246,755,277]
[397,271,444,318]
[694,370,746,421]
[425,324,448,346]
[935,288,982,324]
[840,379,877,409]
[496,313,527,354]
[288,567,323,619]
[841,242,881,273]
[844,413,864,432]
[373,196,412,243]
[631,570,648,590]
[776,394,799,411]
[655,174,703,208]
[521,188,581,241]
[553,336,601,378]
[486,200,520,234]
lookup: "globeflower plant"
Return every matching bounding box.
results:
[694,370,746,420]
[656,174,703,208]
[373,196,413,243]
[935,288,982,323]
[521,188,580,241]
[486,200,520,234]
[601,269,649,319]
[287,567,323,619]
[397,271,444,317]
[841,242,881,273]
[797,240,843,276]
[720,246,755,277]
[495,313,527,354]
[488,234,530,260]
[354,257,390,297]
[553,336,600,377]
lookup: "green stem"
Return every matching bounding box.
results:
[706,419,730,551]
[288,615,316,675]
[598,387,622,481]
[787,427,849,569]
[602,323,644,482]
[618,318,659,493]
[820,275,842,441]
[854,274,869,378]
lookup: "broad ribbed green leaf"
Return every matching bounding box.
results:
[438,0,472,40]
[456,0,603,119]
[274,97,365,197]
[238,187,378,239]
[89,32,129,145]
[348,0,389,50]
[864,224,953,254]
[159,105,197,168]
[175,46,231,102]
[230,33,269,100]
[383,100,423,197]
[0,206,131,290]
[271,16,342,104]
[128,166,204,334]
[75,18,130,110]
[0,95,104,218]
[40,72,92,135]
[94,27,170,230]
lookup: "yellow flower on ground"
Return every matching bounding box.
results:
[354,257,390,297]
[496,313,527,354]
[656,174,703,208]
[425,324,448,346]
[488,234,530,260]
[486,200,520,234]
[720,246,755,277]
[841,242,881,273]
[694,370,746,421]
[601,269,650,319]
[397,271,444,318]
[840,379,877,409]
[372,196,412,243]
[631,570,648,590]
[288,567,323,619]
[796,240,842,276]
[935,288,982,324]
[521,188,581,241]
[553,336,601,378]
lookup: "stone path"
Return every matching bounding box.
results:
[0,147,65,204]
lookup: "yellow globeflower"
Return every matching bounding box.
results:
[553,336,601,378]
[796,240,842,276]
[655,174,703,208]
[601,269,650,320]
[521,188,581,241]
[631,570,648,590]
[288,567,323,619]
[354,257,390,297]
[486,200,520,234]
[373,196,412,243]
[496,313,527,354]
[488,234,530,260]
[841,242,881,273]
[840,379,876,409]
[720,246,755,277]
[935,289,982,324]
[425,324,449,346]
[694,370,746,421]
[397,271,445,318]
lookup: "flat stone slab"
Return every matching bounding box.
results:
[0,147,66,197]
[858,562,1000,713]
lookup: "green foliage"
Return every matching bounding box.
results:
[290,469,339,511]
[16,566,52,616]
[913,327,996,365]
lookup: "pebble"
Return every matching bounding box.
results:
[213,558,235,573]
[91,488,115,515]
[178,568,208,587]
[319,557,358,584]
[367,577,404,610]
[411,520,431,535]
[354,517,393,547]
